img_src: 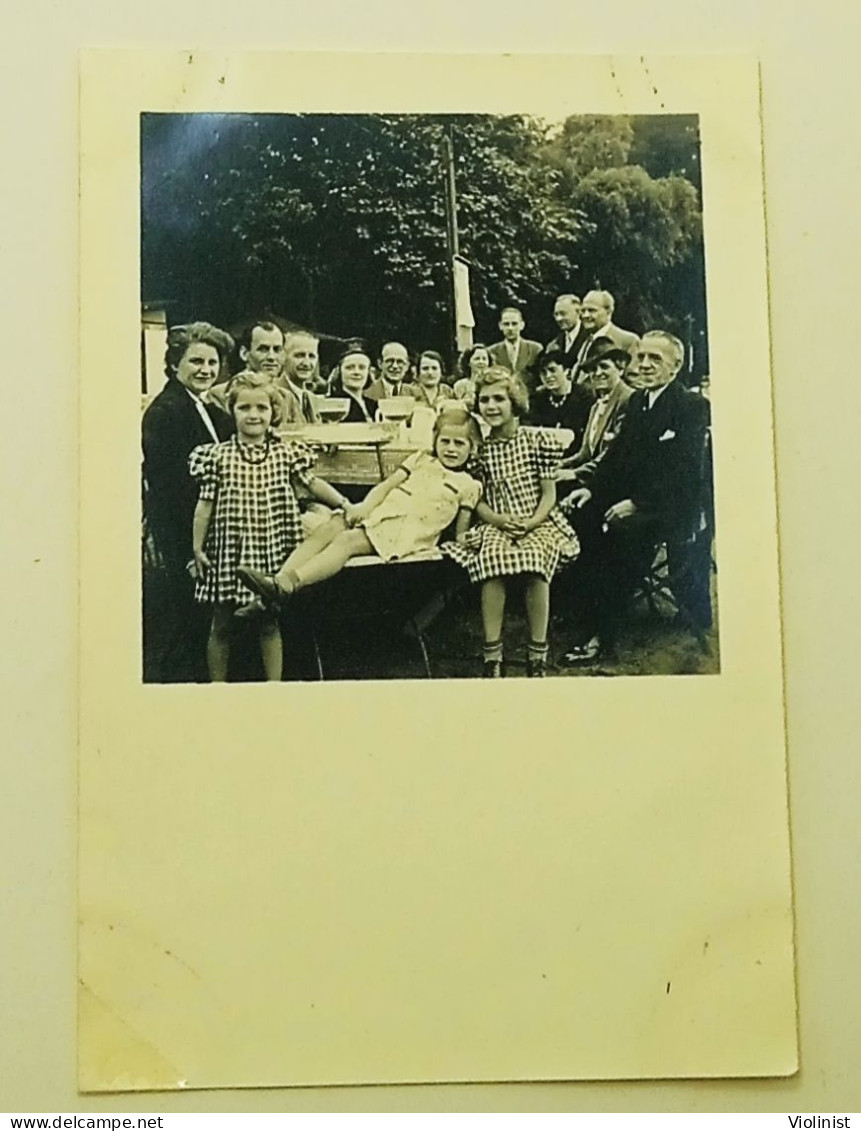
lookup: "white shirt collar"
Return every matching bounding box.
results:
[647,384,670,408]
[184,386,220,442]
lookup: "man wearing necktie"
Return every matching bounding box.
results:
[572,289,640,384]
[277,330,322,425]
[558,330,710,662]
[545,293,591,371]
[559,344,634,484]
[487,306,544,393]
[365,341,412,403]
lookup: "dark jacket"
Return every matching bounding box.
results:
[527,383,595,450]
[588,379,710,537]
[572,323,640,382]
[142,380,233,568]
[566,380,633,481]
[545,325,592,372]
[338,390,375,423]
[486,338,544,391]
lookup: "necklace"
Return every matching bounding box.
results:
[237,436,271,464]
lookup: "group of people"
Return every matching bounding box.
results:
[142,289,711,681]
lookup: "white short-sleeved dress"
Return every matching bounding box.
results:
[444,426,579,582]
[189,433,316,606]
[360,450,481,561]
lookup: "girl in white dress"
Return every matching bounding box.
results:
[238,408,481,606]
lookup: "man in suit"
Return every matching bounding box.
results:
[559,343,634,483]
[142,322,234,681]
[572,290,639,382]
[277,330,322,425]
[206,319,286,412]
[365,340,412,403]
[487,306,543,392]
[546,293,591,370]
[239,319,285,377]
[559,330,710,661]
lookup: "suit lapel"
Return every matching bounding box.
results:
[173,382,210,445]
[590,383,624,449]
[639,381,682,444]
[607,381,630,422]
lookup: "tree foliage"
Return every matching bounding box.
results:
[564,165,702,328]
[142,111,708,368]
[543,114,635,183]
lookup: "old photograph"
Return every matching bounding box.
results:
[80,52,794,1092]
[141,111,716,682]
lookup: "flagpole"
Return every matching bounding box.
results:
[441,129,460,372]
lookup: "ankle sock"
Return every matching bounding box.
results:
[483,639,503,664]
[527,640,549,665]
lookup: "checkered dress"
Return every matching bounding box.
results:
[443,426,579,583]
[189,434,316,607]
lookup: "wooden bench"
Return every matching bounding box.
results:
[283,548,456,680]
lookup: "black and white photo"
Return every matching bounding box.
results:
[141,111,717,682]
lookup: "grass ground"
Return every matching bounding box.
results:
[143,563,718,683]
[308,583,719,681]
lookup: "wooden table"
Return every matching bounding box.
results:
[280,422,421,486]
[274,423,455,676]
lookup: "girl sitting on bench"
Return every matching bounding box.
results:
[238,406,482,606]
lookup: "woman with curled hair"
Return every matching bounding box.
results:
[142,321,235,681]
[403,349,455,409]
[452,342,491,410]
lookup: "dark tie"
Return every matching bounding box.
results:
[576,335,593,367]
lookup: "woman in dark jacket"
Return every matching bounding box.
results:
[142,321,234,680]
[328,341,376,423]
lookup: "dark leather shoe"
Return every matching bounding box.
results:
[237,566,283,608]
[560,637,601,665]
[526,658,547,677]
[482,660,504,678]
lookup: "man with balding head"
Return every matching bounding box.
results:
[572,290,639,382]
[559,330,710,662]
[365,340,412,403]
[546,293,591,371]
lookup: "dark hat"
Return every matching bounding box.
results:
[540,348,570,371]
[580,342,631,371]
[335,337,373,365]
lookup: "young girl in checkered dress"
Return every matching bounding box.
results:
[189,371,353,682]
[444,367,579,677]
